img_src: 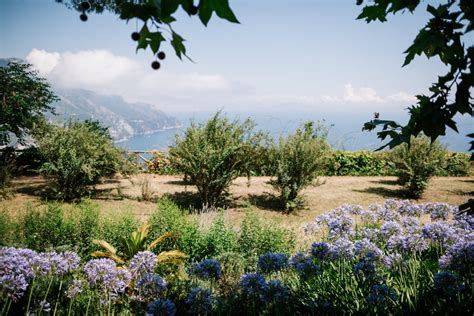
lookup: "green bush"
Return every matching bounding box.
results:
[34,121,126,200]
[169,112,266,208]
[202,213,238,257]
[238,210,295,264]
[146,150,178,175]
[149,198,203,260]
[439,152,471,176]
[0,207,16,246]
[270,122,330,211]
[21,203,74,251]
[391,136,447,198]
[97,211,139,255]
[326,150,394,176]
[20,201,100,257]
[0,150,15,199]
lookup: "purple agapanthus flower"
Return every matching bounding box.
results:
[354,239,384,261]
[130,251,157,278]
[290,252,320,279]
[239,273,268,299]
[329,238,354,260]
[133,273,167,303]
[439,240,474,274]
[146,298,176,316]
[380,221,403,240]
[311,242,331,261]
[433,271,465,294]
[265,280,290,303]
[84,258,131,304]
[422,222,458,247]
[257,252,288,274]
[188,259,221,280]
[185,287,217,314]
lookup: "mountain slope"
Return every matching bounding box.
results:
[1,58,181,141]
[50,89,181,140]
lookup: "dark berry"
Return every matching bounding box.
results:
[80,1,91,10]
[190,5,198,15]
[157,51,166,60]
[151,61,161,70]
[131,32,140,41]
[80,13,88,21]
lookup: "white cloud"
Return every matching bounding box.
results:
[24,49,416,112]
[387,91,417,103]
[342,83,384,103]
[26,49,60,75]
[25,49,235,111]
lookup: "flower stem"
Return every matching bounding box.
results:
[53,279,64,316]
[85,296,92,316]
[39,275,54,314]
[26,276,36,314]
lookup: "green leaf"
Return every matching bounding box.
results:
[161,0,180,16]
[171,31,187,59]
[198,0,213,26]
[149,32,166,54]
[197,0,239,26]
[211,0,239,23]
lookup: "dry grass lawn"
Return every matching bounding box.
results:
[2,175,472,232]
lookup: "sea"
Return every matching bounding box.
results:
[115,111,473,153]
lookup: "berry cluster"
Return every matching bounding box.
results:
[130,32,166,70]
[79,2,90,22]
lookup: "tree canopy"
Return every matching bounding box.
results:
[57,0,239,67]
[0,62,58,146]
[359,0,473,153]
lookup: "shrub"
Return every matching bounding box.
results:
[169,112,265,208]
[19,201,100,257]
[149,199,204,260]
[238,211,295,266]
[34,121,126,200]
[0,149,16,199]
[0,207,16,246]
[21,203,74,251]
[201,213,238,258]
[146,150,177,175]
[270,122,330,211]
[440,152,471,176]
[391,136,447,198]
[326,150,394,176]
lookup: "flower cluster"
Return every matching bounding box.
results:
[257,252,288,274]
[185,287,218,314]
[302,199,474,283]
[84,258,131,304]
[290,252,320,279]
[0,247,80,302]
[134,273,167,303]
[129,251,157,278]
[146,298,176,316]
[366,284,398,308]
[239,273,268,299]
[188,258,222,280]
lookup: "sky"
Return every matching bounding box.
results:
[0,0,472,150]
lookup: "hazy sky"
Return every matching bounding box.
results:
[0,0,465,118]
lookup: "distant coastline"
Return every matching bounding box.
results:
[114,124,183,143]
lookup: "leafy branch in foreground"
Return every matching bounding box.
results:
[56,0,239,69]
[359,0,473,153]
